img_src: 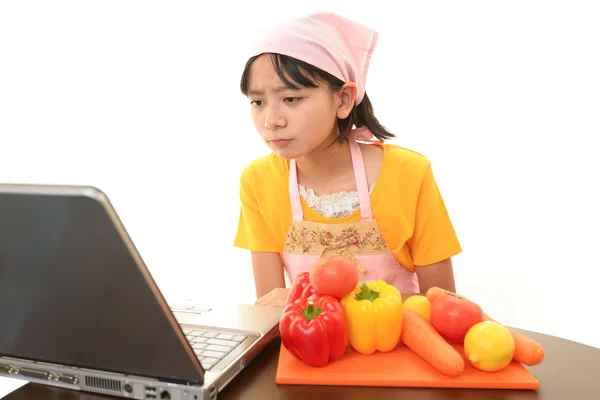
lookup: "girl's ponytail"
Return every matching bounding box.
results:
[338,92,395,142]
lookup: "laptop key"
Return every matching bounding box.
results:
[232,335,246,342]
[203,332,218,338]
[205,344,231,353]
[192,343,208,350]
[206,338,238,347]
[202,362,215,370]
[202,357,219,364]
[202,350,226,359]
[216,334,234,340]
[191,336,207,343]
[190,330,207,336]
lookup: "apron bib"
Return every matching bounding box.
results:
[282,138,420,294]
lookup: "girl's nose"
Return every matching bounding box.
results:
[264,106,287,130]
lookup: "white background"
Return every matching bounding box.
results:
[1,0,599,376]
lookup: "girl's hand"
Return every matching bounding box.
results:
[255,287,290,307]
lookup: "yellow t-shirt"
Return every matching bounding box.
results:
[233,143,462,272]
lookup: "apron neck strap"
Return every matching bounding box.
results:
[288,138,373,221]
[348,137,373,220]
[289,158,304,220]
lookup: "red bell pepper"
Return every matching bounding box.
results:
[286,272,317,305]
[279,293,348,367]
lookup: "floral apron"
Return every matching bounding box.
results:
[282,137,420,294]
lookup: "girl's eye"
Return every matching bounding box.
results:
[284,97,301,103]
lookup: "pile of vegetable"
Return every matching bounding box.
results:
[279,256,545,376]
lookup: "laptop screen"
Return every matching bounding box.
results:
[0,188,204,384]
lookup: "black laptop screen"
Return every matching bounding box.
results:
[0,189,204,384]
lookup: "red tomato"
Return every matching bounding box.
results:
[309,256,359,299]
[430,294,484,342]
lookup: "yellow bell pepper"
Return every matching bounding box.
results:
[340,280,403,355]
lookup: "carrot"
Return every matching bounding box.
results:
[425,287,545,366]
[400,308,465,377]
[506,330,546,366]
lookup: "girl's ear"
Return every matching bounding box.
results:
[336,83,358,119]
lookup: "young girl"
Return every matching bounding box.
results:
[234,13,462,307]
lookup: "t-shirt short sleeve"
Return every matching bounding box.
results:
[409,162,462,265]
[233,165,279,252]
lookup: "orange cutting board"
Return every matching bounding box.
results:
[275,341,540,389]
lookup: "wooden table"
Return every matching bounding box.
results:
[5,329,600,400]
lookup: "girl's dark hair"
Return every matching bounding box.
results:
[240,53,395,142]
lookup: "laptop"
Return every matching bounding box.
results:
[0,184,282,400]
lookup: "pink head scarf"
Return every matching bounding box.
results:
[248,13,377,105]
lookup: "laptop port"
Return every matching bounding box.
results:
[160,390,171,399]
[209,385,217,400]
[145,386,158,399]
[57,374,78,384]
[19,368,52,380]
[0,365,10,374]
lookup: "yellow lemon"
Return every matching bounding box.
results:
[464,321,515,372]
[403,295,431,321]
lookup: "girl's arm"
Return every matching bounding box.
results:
[250,252,456,305]
[414,257,456,298]
[251,251,289,307]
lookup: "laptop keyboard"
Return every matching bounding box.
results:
[183,329,247,370]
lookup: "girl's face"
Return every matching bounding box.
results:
[246,54,353,160]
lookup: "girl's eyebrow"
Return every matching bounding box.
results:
[248,86,301,96]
